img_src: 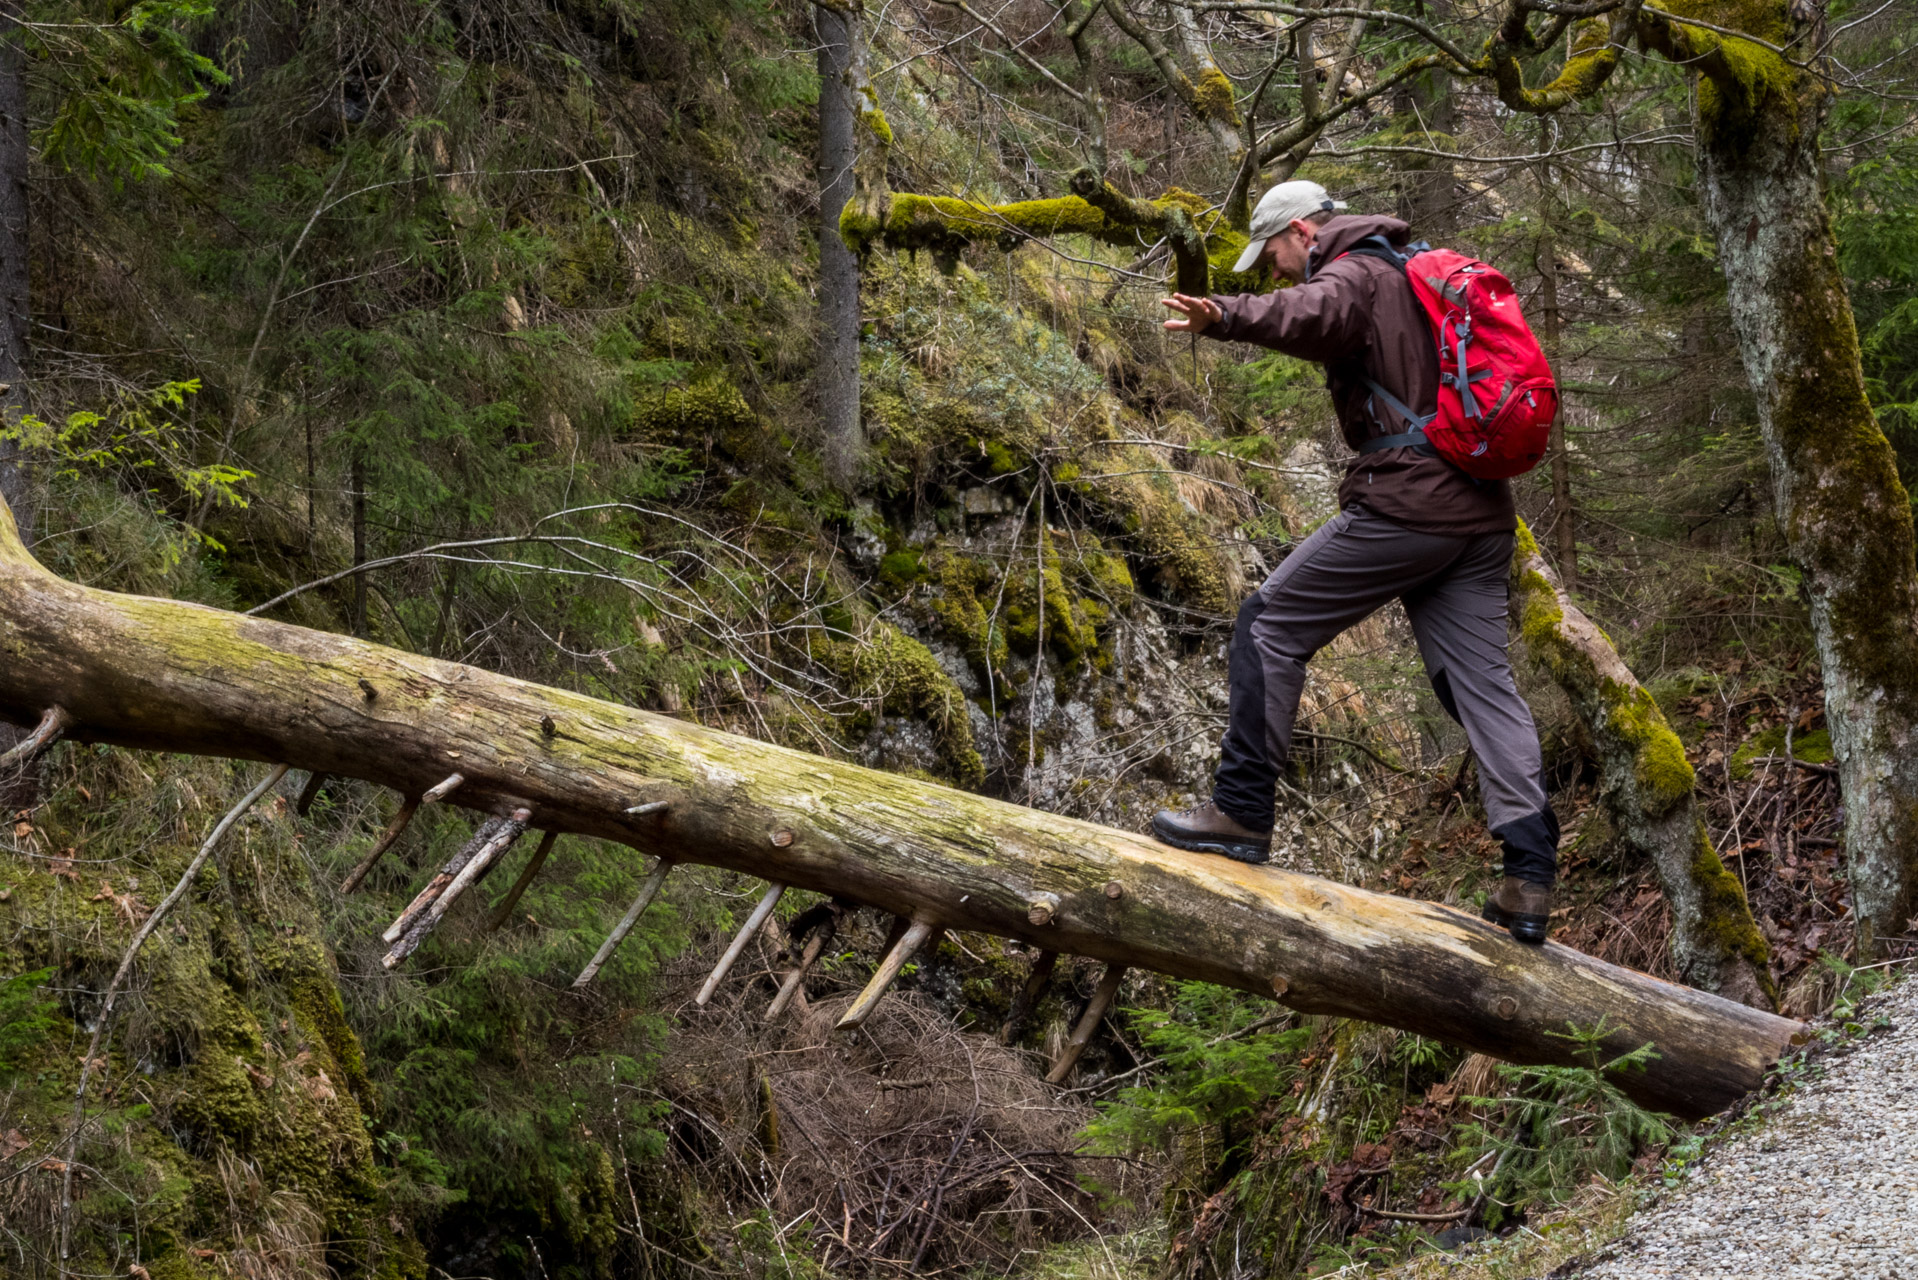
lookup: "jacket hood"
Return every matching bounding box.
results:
[1305,214,1413,279]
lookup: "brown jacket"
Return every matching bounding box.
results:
[1208,214,1514,537]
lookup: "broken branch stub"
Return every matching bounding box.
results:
[837,918,936,1032]
[1045,963,1127,1084]
[295,770,329,816]
[999,949,1059,1045]
[383,808,532,968]
[339,797,421,894]
[486,829,560,932]
[382,816,508,944]
[422,772,465,802]
[572,858,674,989]
[695,882,788,1006]
[767,900,846,1021]
[0,493,1805,1119]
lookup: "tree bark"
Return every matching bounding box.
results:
[1535,215,1578,593]
[1395,66,1454,237]
[1642,2,1918,954]
[0,492,1803,1117]
[1512,521,1774,1007]
[349,452,368,638]
[0,4,32,811]
[816,2,864,486]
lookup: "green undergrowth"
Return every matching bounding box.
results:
[0,744,728,1279]
[1070,982,1687,1279]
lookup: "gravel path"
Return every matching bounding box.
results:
[1575,973,1916,1280]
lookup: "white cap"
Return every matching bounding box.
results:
[1232,180,1348,273]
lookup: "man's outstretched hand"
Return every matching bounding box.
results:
[1161,293,1223,334]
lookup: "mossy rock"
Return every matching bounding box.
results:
[815,620,985,787]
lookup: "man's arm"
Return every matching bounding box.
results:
[1160,262,1373,363]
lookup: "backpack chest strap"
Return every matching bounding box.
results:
[1357,378,1437,456]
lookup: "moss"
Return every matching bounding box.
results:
[1081,543,1135,600]
[1155,185,1209,217]
[882,193,1110,261]
[755,1073,781,1160]
[857,84,895,147]
[1206,230,1267,296]
[1601,678,1698,811]
[1487,17,1625,113]
[1073,458,1231,615]
[273,938,376,1105]
[839,198,884,254]
[929,553,1010,687]
[1005,528,1103,668]
[1689,820,1776,992]
[1643,0,1801,149]
[626,373,754,439]
[1192,65,1241,126]
[878,548,926,590]
[170,989,267,1142]
[1729,725,1831,780]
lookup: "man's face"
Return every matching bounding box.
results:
[1261,218,1318,283]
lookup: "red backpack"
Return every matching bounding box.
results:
[1342,237,1558,480]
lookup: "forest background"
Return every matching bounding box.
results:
[0,0,1915,1277]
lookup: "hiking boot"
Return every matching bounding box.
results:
[1151,800,1272,865]
[1482,876,1552,945]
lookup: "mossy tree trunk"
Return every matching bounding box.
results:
[1636,2,1918,955]
[1512,522,1774,1008]
[0,492,1805,1118]
[1472,0,1918,954]
[816,0,865,485]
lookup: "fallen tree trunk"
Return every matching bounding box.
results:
[0,497,1800,1118]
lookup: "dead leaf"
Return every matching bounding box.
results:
[1,1128,29,1158]
[305,1070,337,1102]
[47,857,79,882]
[240,1058,275,1090]
[130,1266,152,1280]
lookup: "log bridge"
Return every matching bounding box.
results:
[0,497,1803,1119]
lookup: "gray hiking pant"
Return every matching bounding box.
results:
[1211,506,1558,881]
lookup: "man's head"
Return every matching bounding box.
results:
[1233,180,1347,282]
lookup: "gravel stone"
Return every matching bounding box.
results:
[1576,974,1915,1280]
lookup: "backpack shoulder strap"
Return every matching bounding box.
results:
[1338,235,1411,273]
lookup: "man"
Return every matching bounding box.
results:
[1151,179,1560,945]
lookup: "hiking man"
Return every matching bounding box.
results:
[1151,179,1560,945]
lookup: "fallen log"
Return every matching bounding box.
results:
[0,497,1801,1118]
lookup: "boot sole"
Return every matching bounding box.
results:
[1150,817,1271,865]
[1481,900,1549,945]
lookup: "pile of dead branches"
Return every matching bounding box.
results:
[657,923,1152,1275]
